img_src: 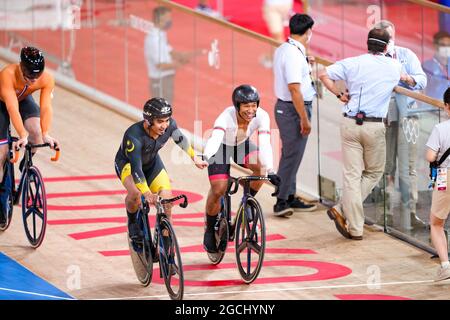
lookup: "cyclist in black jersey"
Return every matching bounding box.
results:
[115,97,207,241]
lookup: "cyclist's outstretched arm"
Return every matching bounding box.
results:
[39,74,58,147]
[171,126,196,158]
[170,119,207,168]
[0,71,27,144]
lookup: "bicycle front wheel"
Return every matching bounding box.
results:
[21,166,47,248]
[235,197,266,284]
[159,218,184,300]
[207,216,228,265]
[128,213,153,286]
[0,162,14,231]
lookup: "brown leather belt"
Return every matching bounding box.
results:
[343,113,387,124]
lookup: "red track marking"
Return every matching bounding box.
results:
[48,204,125,211]
[46,187,203,210]
[49,217,126,225]
[68,220,203,240]
[99,234,289,256]
[47,190,126,199]
[70,226,127,240]
[151,260,352,286]
[48,212,204,225]
[335,294,411,300]
[44,174,117,182]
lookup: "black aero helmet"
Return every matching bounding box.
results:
[20,46,45,79]
[232,85,260,111]
[143,97,172,122]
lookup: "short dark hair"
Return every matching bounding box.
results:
[433,31,450,45]
[153,6,171,24]
[367,28,390,54]
[444,87,450,105]
[289,14,314,36]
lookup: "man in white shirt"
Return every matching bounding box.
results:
[426,87,450,282]
[371,20,428,230]
[272,13,317,216]
[144,6,189,104]
[319,28,402,240]
[202,85,281,253]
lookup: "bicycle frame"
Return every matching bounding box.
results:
[226,176,272,233]
[11,142,60,203]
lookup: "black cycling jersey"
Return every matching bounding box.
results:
[114,118,194,189]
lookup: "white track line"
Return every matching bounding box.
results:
[93,279,435,300]
[0,287,75,300]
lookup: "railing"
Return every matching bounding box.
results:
[0,0,448,254]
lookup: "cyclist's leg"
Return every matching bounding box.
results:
[204,146,230,252]
[21,95,42,144]
[146,156,174,257]
[0,101,10,183]
[147,156,172,225]
[20,95,42,170]
[236,140,263,195]
[116,160,143,239]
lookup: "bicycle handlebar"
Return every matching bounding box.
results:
[160,194,189,208]
[9,142,60,163]
[227,176,276,196]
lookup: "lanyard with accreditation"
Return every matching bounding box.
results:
[429,147,450,191]
[286,38,315,88]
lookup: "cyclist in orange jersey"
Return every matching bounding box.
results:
[0,46,59,182]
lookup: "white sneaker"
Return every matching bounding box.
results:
[435,266,450,282]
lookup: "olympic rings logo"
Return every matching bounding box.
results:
[402,117,419,144]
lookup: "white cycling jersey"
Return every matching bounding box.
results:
[203,106,274,172]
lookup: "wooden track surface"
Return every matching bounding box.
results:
[0,84,449,300]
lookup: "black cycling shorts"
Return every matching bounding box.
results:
[207,139,259,181]
[0,95,40,143]
[114,154,171,193]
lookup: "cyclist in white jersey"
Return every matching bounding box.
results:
[201,85,282,253]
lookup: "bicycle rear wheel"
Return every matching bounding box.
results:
[0,162,14,231]
[128,213,153,286]
[235,197,266,284]
[159,218,184,300]
[21,166,47,248]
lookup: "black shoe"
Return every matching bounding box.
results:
[203,214,219,253]
[128,220,143,241]
[203,230,218,253]
[288,195,317,212]
[273,200,294,217]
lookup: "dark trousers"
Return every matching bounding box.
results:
[274,99,312,201]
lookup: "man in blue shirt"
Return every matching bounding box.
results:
[423,31,450,101]
[371,20,427,231]
[319,28,401,240]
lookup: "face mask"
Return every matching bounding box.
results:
[162,20,172,30]
[438,46,450,58]
[386,40,395,55]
